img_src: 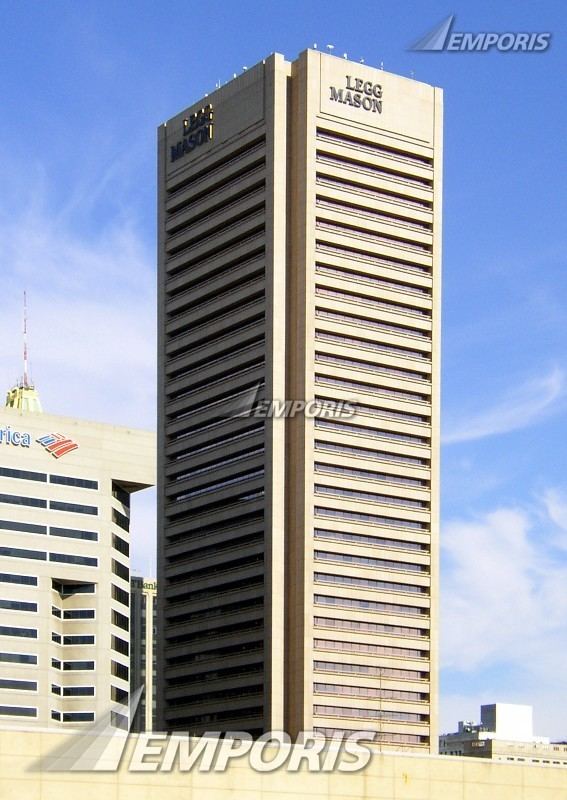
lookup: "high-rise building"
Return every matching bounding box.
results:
[157,49,442,751]
[0,379,155,729]
[130,575,157,732]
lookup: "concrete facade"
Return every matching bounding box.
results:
[0,405,155,730]
[157,50,442,751]
[2,729,567,800]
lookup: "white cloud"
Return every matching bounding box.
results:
[0,158,157,572]
[542,487,567,539]
[442,367,565,444]
[441,495,567,738]
[0,159,156,430]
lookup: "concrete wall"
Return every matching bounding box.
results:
[1,729,567,799]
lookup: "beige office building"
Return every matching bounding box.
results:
[130,575,157,732]
[158,49,442,751]
[0,383,154,729]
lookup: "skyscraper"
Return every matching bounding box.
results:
[130,575,157,732]
[157,49,442,751]
[0,379,155,729]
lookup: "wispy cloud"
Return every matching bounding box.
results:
[441,494,567,737]
[541,487,567,552]
[0,157,155,430]
[442,367,565,444]
[0,156,157,572]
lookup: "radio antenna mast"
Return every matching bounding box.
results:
[5,290,42,413]
[23,290,30,388]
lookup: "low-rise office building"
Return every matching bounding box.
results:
[440,703,567,767]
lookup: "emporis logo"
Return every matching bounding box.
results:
[37,433,79,458]
[410,14,551,53]
[32,688,375,775]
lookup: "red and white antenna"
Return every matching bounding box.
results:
[23,290,29,388]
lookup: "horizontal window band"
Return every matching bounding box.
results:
[314,549,428,573]
[314,593,428,618]
[0,652,37,665]
[315,307,430,340]
[0,678,37,691]
[314,528,428,553]
[316,174,432,212]
[315,505,428,531]
[0,599,37,612]
[0,519,46,535]
[315,571,429,595]
[316,153,432,190]
[315,374,429,404]
[315,484,428,510]
[315,418,429,446]
[316,128,433,168]
[316,286,431,319]
[314,637,427,658]
[314,659,427,681]
[0,467,46,482]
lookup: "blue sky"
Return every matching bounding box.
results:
[0,1,566,737]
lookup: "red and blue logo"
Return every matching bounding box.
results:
[37,433,79,459]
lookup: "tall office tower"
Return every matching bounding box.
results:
[157,49,442,751]
[0,381,154,729]
[130,575,157,732]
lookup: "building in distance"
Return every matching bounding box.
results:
[440,703,567,767]
[130,575,157,732]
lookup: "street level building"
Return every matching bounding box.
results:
[157,49,442,751]
[0,380,155,729]
[130,575,157,732]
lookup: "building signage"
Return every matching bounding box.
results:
[170,104,214,162]
[0,426,31,447]
[37,433,79,458]
[329,76,383,113]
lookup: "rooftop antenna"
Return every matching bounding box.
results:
[359,58,365,64]
[242,66,248,71]
[410,70,415,79]
[22,290,29,388]
[326,44,335,54]
[343,52,348,59]
[313,43,318,49]
[5,290,43,413]
[380,61,384,70]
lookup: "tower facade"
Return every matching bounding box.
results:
[157,50,442,751]
[130,575,157,732]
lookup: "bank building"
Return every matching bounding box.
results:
[157,49,442,751]
[0,362,154,728]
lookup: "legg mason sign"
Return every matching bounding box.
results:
[329,76,383,114]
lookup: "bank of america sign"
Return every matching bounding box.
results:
[37,433,79,458]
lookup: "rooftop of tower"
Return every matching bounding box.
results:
[5,381,43,414]
[5,291,42,413]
